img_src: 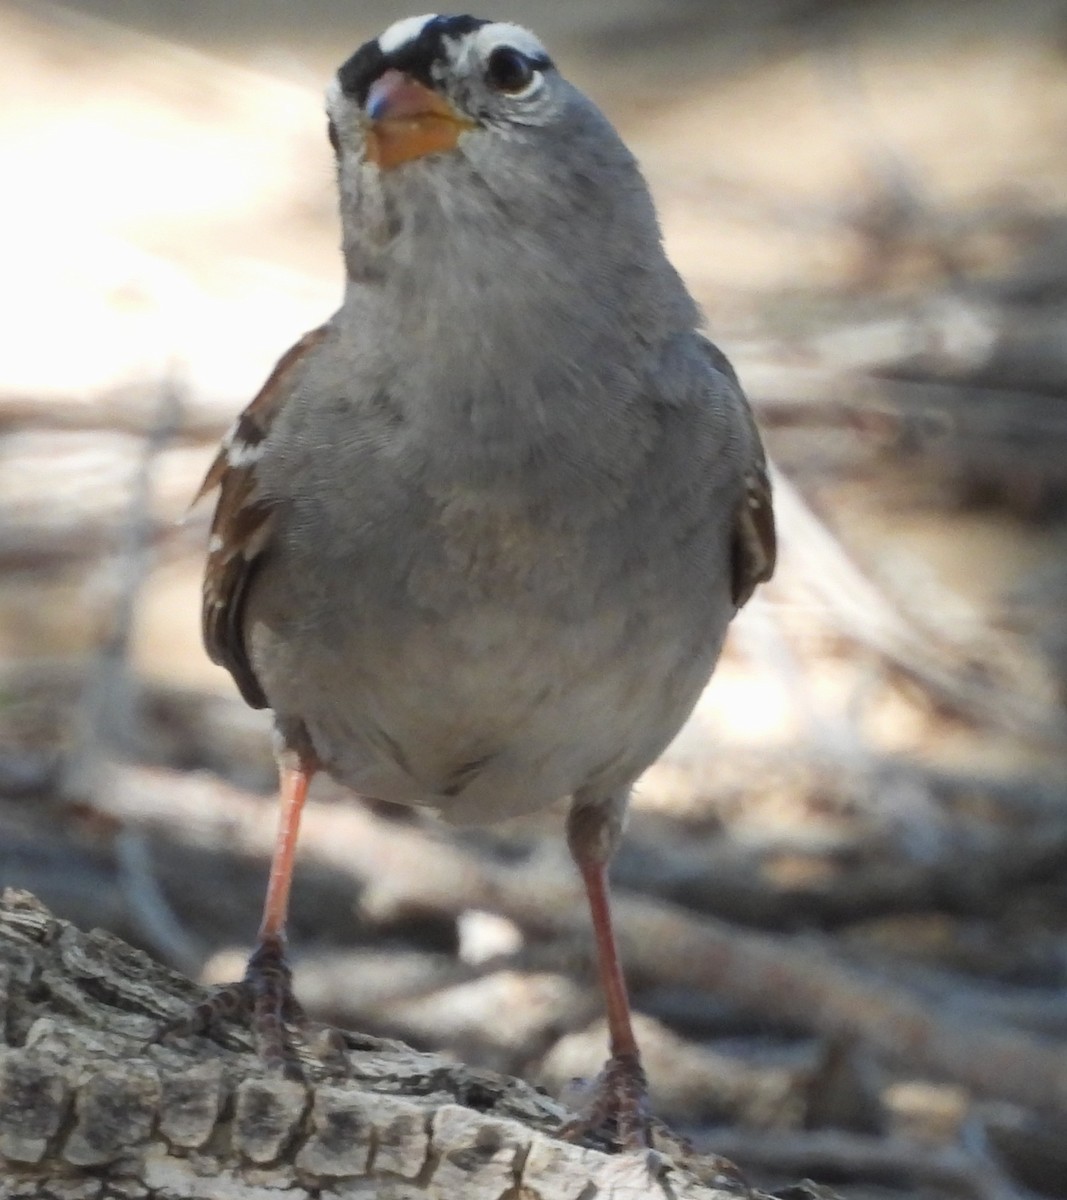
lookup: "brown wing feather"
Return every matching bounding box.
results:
[698,336,777,609]
[731,457,776,608]
[197,325,330,708]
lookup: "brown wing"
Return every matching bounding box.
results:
[731,455,777,608]
[195,326,330,708]
[698,336,777,609]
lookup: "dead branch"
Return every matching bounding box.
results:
[83,762,1067,1120]
[614,787,1067,929]
[0,429,209,564]
[691,1127,1028,1200]
[769,467,1060,738]
[0,889,759,1200]
[65,378,184,797]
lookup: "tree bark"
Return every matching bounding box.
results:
[0,889,763,1200]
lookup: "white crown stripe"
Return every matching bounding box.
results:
[377,14,438,55]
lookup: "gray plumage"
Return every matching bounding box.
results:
[200,15,775,827]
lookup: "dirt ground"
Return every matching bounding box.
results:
[2,2,1067,1196]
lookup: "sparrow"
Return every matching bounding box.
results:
[192,13,775,1148]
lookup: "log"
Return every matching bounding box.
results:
[68,763,1067,1119]
[0,889,766,1200]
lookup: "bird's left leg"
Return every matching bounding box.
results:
[558,787,651,1149]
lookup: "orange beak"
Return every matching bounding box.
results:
[364,69,473,170]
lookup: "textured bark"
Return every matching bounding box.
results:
[0,890,762,1200]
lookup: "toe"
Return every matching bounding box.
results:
[558,1052,652,1150]
[155,938,308,1076]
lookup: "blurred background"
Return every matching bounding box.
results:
[3,1,1067,1195]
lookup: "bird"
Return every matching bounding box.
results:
[191,13,775,1148]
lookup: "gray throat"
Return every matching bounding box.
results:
[336,157,700,473]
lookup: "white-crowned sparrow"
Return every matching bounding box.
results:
[192,13,775,1147]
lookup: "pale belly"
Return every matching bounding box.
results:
[247,576,732,824]
[243,442,738,822]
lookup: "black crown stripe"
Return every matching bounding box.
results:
[336,15,552,105]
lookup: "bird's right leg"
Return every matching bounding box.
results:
[157,735,315,1073]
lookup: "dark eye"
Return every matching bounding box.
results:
[327,118,340,156]
[485,46,536,93]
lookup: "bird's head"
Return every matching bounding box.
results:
[326,16,664,276]
[329,15,562,170]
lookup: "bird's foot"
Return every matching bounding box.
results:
[155,935,307,1077]
[558,1051,652,1150]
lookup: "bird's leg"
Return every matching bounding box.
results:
[157,738,315,1073]
[241,747,314,1067]
[558,789,651,1150]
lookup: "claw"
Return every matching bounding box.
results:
[558,1051,652,1150]
[155,935,306,1076]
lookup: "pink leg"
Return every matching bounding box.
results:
[559,792,651,1149]
[160,752,315,1073]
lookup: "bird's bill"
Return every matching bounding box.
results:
[364,69,473,169]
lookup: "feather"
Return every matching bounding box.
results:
[197,325,330,706]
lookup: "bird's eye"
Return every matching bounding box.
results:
[485,46,536,94]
